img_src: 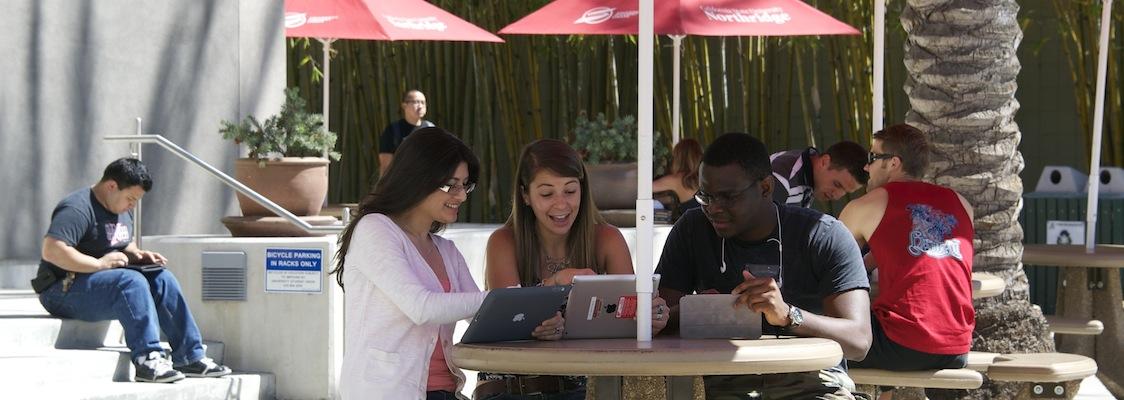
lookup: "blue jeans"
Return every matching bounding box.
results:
[38,268,205,365]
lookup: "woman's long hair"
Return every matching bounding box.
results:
[331,127,479,289]
[671,138,703,191]
[506,139,605,287]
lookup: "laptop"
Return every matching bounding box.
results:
[562,274,661,339]
[460,285,571,344]
[679,294,762,339]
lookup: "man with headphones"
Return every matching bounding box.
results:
[654,133,872,399]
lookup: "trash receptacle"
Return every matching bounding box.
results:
[1020,166,1124,314]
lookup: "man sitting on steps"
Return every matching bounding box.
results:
[31,158,231,383]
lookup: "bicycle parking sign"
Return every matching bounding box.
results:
[265,248,323,293]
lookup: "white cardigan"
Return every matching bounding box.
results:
[338,214,487,400]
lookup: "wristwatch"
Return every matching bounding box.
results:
[783,304,804,331]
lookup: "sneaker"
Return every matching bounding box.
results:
[175,357,232,378]
[134,351,185,383]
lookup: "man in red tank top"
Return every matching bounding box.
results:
[839,124,975,399]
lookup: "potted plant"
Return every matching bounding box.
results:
[571,112,669,212]
[219,87,340,219]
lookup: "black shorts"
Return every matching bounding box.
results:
[850,312,968,371]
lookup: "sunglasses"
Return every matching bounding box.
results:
[867,151,898,165]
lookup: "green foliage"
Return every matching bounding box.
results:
[219,88,340,164]
[572,112,637,164]
[571,112,670,175]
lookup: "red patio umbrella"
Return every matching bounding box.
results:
[500,0,859,142]
[284,0,503,143]
[501,0,858,341]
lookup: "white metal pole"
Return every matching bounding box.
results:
[319,38,335,159]
[1085,0,1113,253]
[671,35,685,145]
[873,0,886,133]
[636,0,655,342]
[133,117,143,248]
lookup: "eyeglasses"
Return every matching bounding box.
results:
[438,182,476,195]
[695,182,757,206]
[867,151,898,165]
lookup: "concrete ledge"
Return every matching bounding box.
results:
[987,352,1098,383]
[1044,315,1104,335]
[849,368,983,389]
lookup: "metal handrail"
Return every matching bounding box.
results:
[105,134,345,234]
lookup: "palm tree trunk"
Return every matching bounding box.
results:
[901,1,1055,398]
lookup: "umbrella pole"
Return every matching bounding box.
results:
[319,38,335,159]
[672,35,685,145]
[1085,0,1113,252]
[873,0,886,133]
[636,0,655,343]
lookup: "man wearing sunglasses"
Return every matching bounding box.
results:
[654,133,872,399]
[839,124,975,398]
[770,141,869,208]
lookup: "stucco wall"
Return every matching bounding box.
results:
[0,0,286,260]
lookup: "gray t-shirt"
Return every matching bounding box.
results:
[31,188,133,292]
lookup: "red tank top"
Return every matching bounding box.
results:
[869,181,975,354]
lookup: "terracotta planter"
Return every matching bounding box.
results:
[586,162,638,210]
[234,157,329,217]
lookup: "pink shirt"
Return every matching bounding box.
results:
[426,273,457,392]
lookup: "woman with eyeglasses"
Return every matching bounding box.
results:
[478,139,668,400]
[378,89,436,177]
[333,128,564,400]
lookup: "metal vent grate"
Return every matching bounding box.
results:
[201,251,246,301]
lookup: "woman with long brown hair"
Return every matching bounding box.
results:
[479,139,667,399]
[653,138,704,217]
[333,128,563,400]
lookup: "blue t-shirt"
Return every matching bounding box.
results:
[31,188,133,292]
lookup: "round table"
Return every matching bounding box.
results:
[1021,244,1123,394]
[450,337,841,376]
[1022,244,1124,268]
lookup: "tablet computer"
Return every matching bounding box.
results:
[124,263,165,273]
[679,294,762,339]
[460,285,571,344]
[562,274,660,340]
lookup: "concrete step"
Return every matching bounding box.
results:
[0,348,123,384]
[6,373,276,400]
[2,346,247,386]
[0,316,127,350]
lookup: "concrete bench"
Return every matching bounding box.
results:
[849,368,984,389]
[1044,315,1104,335]
[971,272,1005,299]
[965,351,1002,372]
[985,352,1098,383]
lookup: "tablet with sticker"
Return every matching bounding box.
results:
[562,274,660,340]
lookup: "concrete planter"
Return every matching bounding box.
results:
[586,162,638,210]
[233,157,329,217]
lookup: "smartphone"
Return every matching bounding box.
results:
[743,263,780,281]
